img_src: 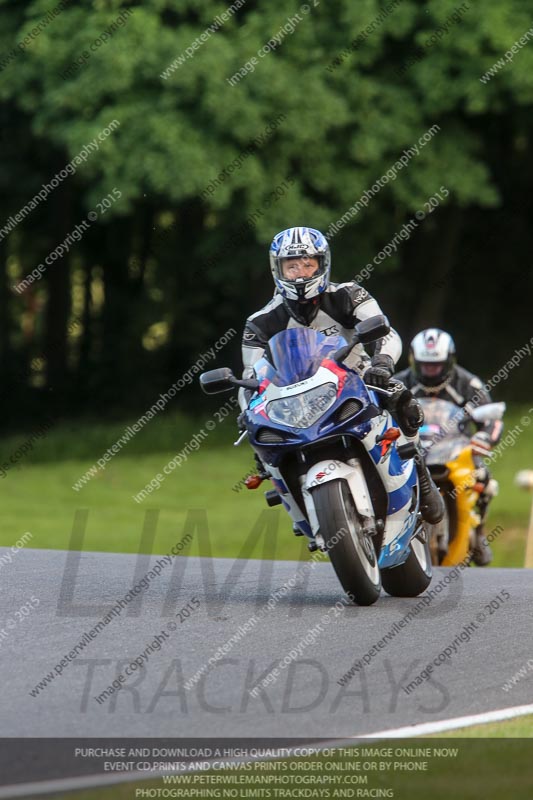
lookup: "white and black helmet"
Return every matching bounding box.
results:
[409,328,456,387]
[269,227,331,302]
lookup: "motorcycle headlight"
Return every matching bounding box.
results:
[266,383,337,428]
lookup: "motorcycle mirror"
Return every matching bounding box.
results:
[334,315,391,363]
[353,315,391,345]
[332,344,352,364]
[199,369,261,394]
[470,402,506,422]
[199,368,236,394]
[237,378,261,391]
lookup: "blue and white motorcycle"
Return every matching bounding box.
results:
[200,316,432,606]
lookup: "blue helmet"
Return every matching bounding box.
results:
[269,227,331,302]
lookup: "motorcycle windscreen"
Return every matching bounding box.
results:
[419,398,464,438]
[425,437,470,465]
[266,328,348,386]
[419,399,471,464]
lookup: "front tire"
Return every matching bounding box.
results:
[313,479,381,606]
[381,526,432,597]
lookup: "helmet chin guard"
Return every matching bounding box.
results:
[284,297,320,324]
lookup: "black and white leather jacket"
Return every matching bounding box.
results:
[239,282,402,410]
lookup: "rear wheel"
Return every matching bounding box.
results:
[313,479,381,606]
[381,526,432,597]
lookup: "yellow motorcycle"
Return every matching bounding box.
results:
[419,398,504,566]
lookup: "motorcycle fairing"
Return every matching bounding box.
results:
[245,328,421,570]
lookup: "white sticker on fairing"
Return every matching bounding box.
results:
[271,366,338,398]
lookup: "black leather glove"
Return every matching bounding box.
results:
[364,354,395,389]
[398,391,424,435]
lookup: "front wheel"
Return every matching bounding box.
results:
[381,526,432,597]
[313,479,381,606]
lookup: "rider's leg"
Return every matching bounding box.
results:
[387,385,445,525]
[412,440,446,525]
[471,462,497,566]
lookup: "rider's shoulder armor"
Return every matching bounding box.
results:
[243,282,378,349]
[453,365,491,405]
[243,294,290,346]
[320,281,372,327]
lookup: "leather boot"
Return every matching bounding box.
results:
[414,450,445,524]
[471,525,493,566]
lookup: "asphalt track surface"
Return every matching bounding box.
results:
[1,546,532,789]
[3,546,533,736]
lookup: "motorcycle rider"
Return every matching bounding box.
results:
[395,328,503,565]
[238,226,444,527]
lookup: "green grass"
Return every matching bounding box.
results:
[0,408,289,560]
[1,404,531,563]
[436,714,533,737]
[479,404,533,567]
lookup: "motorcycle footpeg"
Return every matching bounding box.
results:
[292,523,304,536]
[397,442,418,460]
[264,490,282,507]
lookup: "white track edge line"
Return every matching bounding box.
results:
[357,702,533,738]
